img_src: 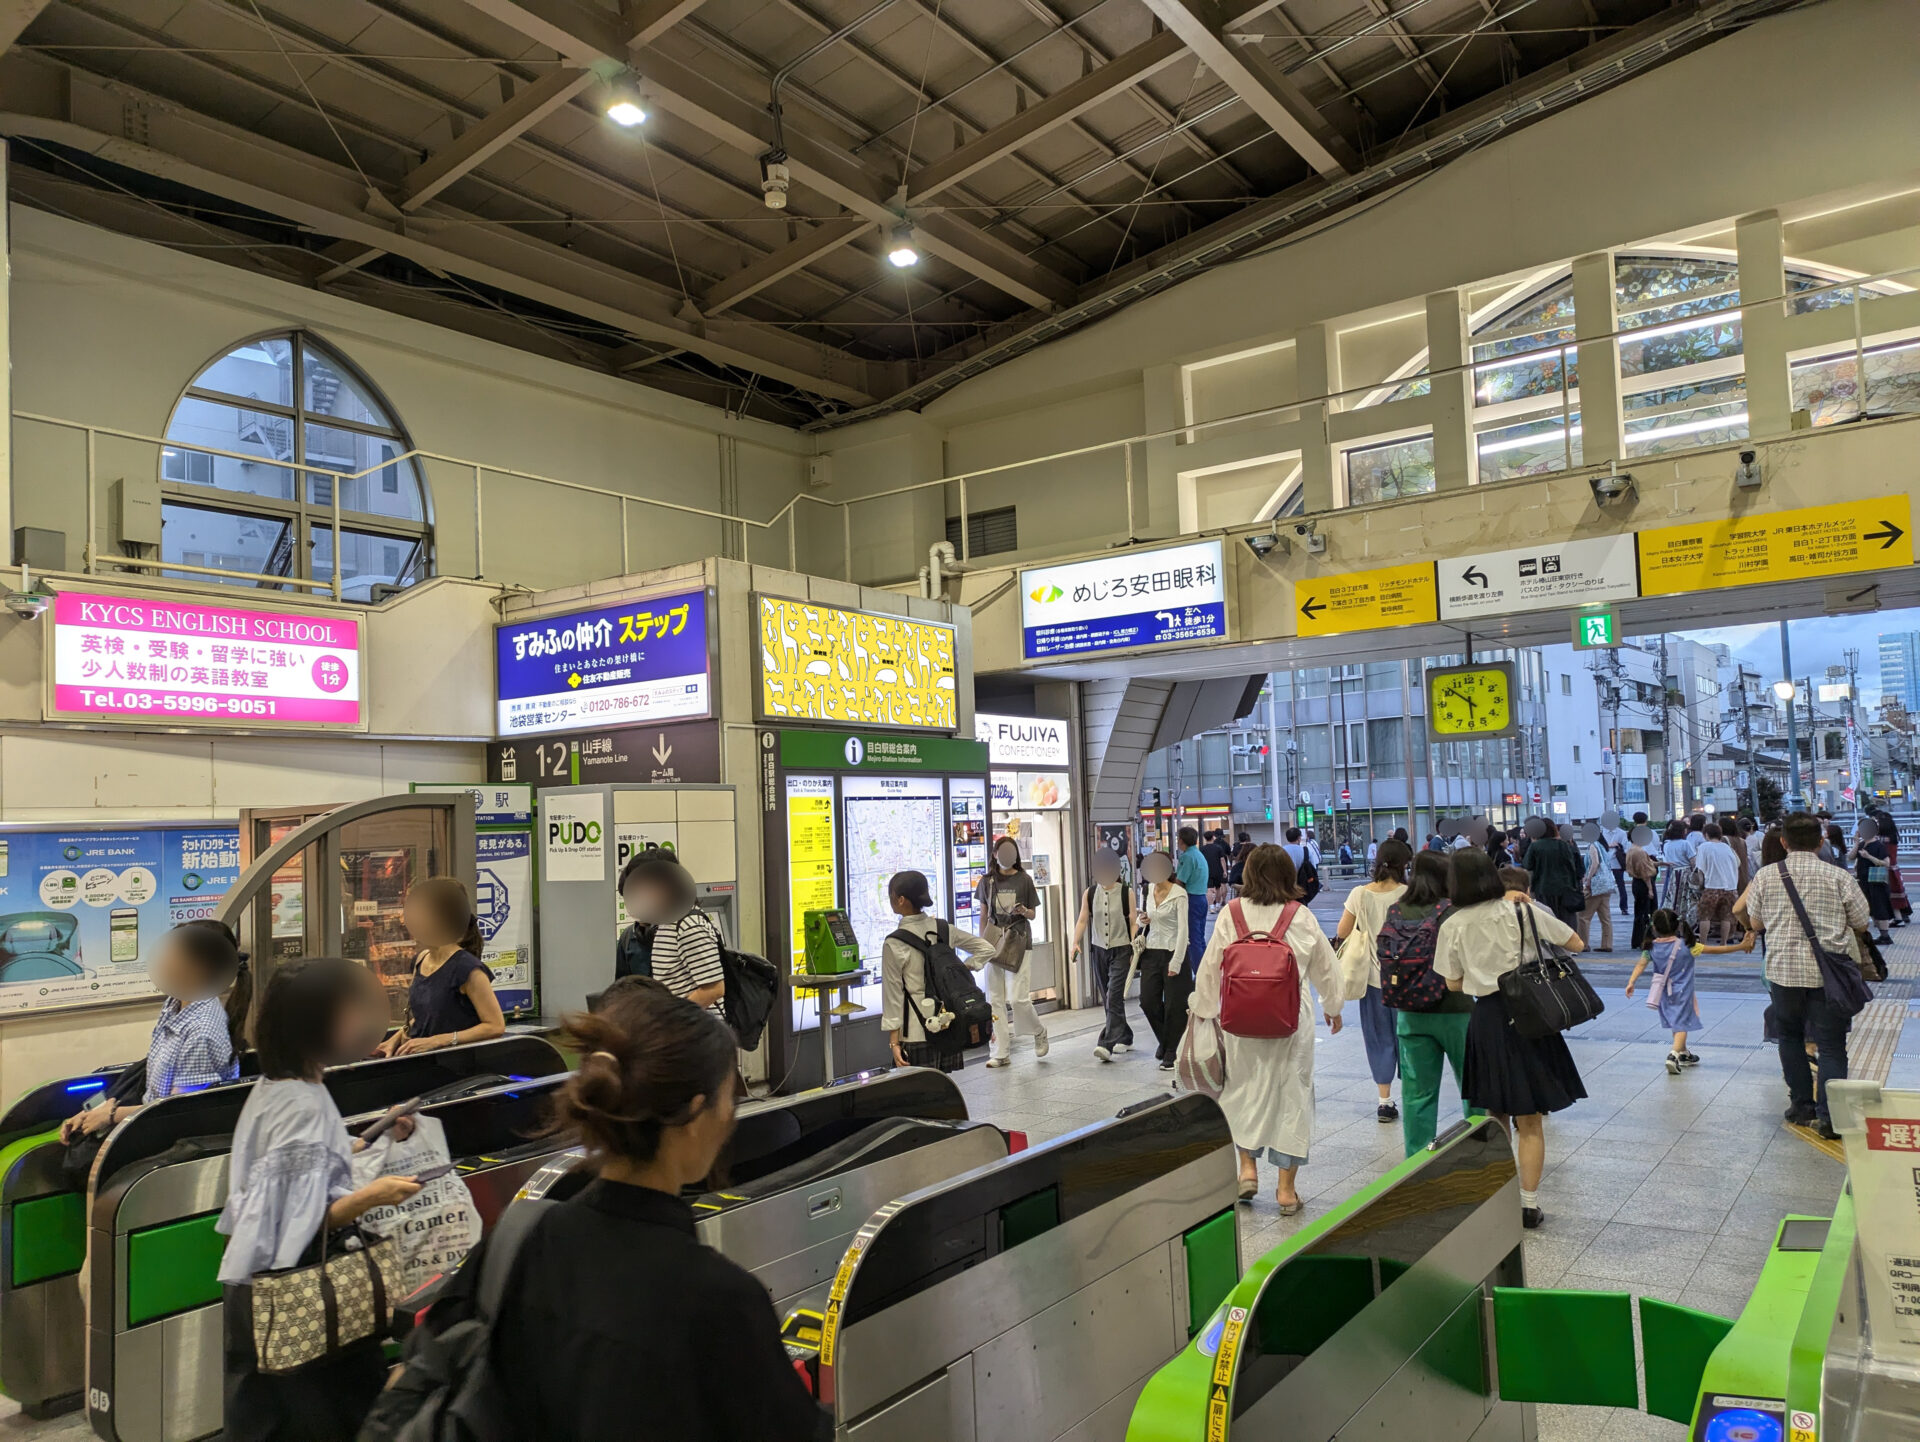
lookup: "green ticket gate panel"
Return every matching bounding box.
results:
[125,1214,224,1328]
[1492,1287,1637,1408]
[1641,1299,1734,1424]
[11,1187,83,1289]
[1128,1117,1522,1442]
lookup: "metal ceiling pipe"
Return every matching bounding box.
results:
[769,0,909,156]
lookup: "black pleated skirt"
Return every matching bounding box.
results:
[900,1038,964,1073]
[1462,991,1588,1117]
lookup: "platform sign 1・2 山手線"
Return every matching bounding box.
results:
[1019,539,1229,659]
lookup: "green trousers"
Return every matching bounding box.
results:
[1395,1009,1480,1157]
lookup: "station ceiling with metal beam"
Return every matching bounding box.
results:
[0,0,1810,424]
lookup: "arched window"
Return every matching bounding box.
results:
[161,333,432,601]
[1342,253,1912,503]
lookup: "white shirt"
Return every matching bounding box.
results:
[1695,839,1740,891]
[1661,839,1692,867]
[880,914,994,1043]
[1366,843,1379,864]
[1434,899,1577,997]
[1747,831,1767,868]
[1684,832,1705,857]
[1601,826,1628,864]
[1140,883,1189,955]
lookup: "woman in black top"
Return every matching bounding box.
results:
[444,987,829,1440]
[377,878,505,1055]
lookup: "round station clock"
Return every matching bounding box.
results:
[1427,662,1519,739]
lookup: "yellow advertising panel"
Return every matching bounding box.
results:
[1294,562,1438,637]
[1638,498,1912,595]
[758,595,958,730]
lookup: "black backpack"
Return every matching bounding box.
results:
[685,911,778,1051]
[357,1199,554,1442]
[890,921,994,1055]
[718,943,779,1051]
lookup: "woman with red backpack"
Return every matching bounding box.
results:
[1186,845,1343,1215]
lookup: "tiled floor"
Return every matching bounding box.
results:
[9,936,1888,1440]
[944,970,1855,1442]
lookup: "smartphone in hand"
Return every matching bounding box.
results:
[361,1098,422,1144]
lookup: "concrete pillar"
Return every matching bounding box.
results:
[1736,211,1792,440]
[1425,289,1475,491]
[1141,362,1183,536]
[1292,323,1340,514]
[1571,251,1624,465]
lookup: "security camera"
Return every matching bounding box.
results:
[1588,467,1637,507]
[4,589,53,619]
[1734,450,1762,489]
[1293,521,1327,555]
[1244,527,1286,559]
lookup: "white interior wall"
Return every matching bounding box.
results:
[6,208,824,587]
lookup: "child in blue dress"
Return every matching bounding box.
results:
[1624,907,1753,1074]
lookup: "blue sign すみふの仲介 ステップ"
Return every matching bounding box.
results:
[0,826,241,1011]
[495,590,710,736]
[1018,540,1228,659]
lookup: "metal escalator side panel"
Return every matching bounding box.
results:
[696,1124,1007,1313]
[516,1149,589,1203]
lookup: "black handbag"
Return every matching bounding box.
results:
[1498,904,1605,1039]
[1778,871,1874,1017]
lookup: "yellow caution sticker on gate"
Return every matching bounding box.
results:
[1204,1306,1249,1441]
[818,1237,865,1367]
[1790,1409,1817,1442]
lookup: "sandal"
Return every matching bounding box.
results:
[1276,1199,1304,1217]
[1237,1176,1258,1202]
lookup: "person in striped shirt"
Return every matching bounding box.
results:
[618,850,725,1014]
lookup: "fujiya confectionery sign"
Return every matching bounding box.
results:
[49,590,364,727]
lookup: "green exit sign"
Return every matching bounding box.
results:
[1572,609,1620,649]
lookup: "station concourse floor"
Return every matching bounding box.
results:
[10,925,1900,1441]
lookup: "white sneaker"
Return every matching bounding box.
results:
[986,1056,1010,1068]
[1093,1045,1111,1062]
[1113,1042,1130,1054]
[1034,1032,1051,1059]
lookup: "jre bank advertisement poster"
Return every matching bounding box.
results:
[0,826,242,1012]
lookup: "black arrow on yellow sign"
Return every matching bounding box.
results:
[1300,597,1326,621]
[1865,520,1905,550]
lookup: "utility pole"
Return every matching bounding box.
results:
[1780,619,1803,811]
[1264,674,1284,840]
[1846,647,1863,811]
[1335,663,1354,852]
[1733,675,1754,815]
[1658,633,1673,818]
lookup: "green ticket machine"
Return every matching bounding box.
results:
[803,909,860,975]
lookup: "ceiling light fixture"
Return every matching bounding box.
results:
[605,76,647,128]
[886,223,919,269]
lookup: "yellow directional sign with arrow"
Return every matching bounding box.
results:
[1294,562,1438,638]
[1637,498,1913,595]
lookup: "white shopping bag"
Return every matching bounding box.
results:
[350,1114,482,1295]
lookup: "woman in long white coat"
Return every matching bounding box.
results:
[1189,844,1344,1215]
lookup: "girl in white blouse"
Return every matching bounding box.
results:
[1134,852,1190,1071]
[880,870,995,1073]
[217,958,422,1441]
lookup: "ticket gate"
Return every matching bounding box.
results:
[518,1066,1003,1314]
[0,1067,143,1416]
[1127,1116,1524,1442]
[86,1035,565,1442]
[816,1092,1238,1441]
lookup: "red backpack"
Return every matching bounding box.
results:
[1218,899,1303,1039]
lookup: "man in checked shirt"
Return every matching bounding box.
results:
[62,920,247,1141]
[1737,813,1874,1143]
